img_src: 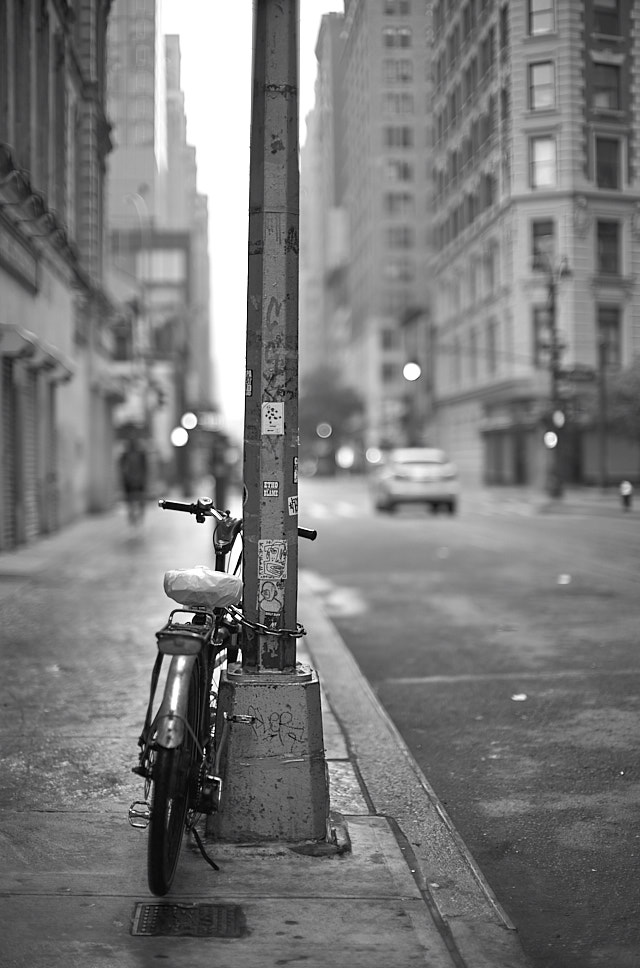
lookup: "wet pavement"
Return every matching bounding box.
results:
[0,497,532,967]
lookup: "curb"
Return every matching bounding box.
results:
[299,573,534,968]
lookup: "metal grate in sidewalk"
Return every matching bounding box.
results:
[131,901,247,938]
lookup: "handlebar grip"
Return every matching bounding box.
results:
[298,527,317,541]
[158,499,196,513]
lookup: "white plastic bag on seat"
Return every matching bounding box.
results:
[163,566,243,609]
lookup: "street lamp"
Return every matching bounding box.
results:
[124,192,152,438]
[402,361,422,382]
[402,359,422,445]
[538,253,571,498]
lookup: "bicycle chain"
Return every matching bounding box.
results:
[227,605,306,639]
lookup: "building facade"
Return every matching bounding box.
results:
[301,2,433,454]
[342,0,432,449]
[0,0,119,551]
[105,1,212,485]
[430,0,640,485]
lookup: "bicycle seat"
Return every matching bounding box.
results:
[164,566,243,609]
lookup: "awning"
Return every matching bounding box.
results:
[0,325,75,382]
[0,325,38,358]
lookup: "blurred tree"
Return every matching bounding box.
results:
[298,365,364,472]
[603,357,640,438]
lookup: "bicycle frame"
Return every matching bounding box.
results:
[129,501,241,832]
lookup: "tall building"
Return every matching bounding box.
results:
[430,0,640,485]
[105,1,212,482]
[302,0,640,486]
[301,2,433,453]
[300,14,348,379]
[342,0,432,448]
[0,0,119,550]
[165,35,212,412]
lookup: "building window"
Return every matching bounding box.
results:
[469,328,478,381]
[383,26,412,48]
[486,318,497,374]
[452,338,461,385]
[597,305,621,367]
[593,63,620,110]
[134,121,153,144]
[385,258,414,281]
[499,4,509,49]
[595,136,621,188]
[594,0,620,35]
[135,44,152,67]
[385,159,413,182]
[528,0,554,35]
[532,306,550,368]
[135,18,152,39]
[530,136,556,188]
[384,191,413,215]
[381,328,398,350]
[135,71,153,94]
[384,59,413,83]
[383,92,414,115]
[386,225,414,248]
[596,220,620,275]
[133,96,152,119]
[529,61,555,110]
[384,0,411,13]
[384,125,414,148]
[381,363,396,384]
[532,219,555,270]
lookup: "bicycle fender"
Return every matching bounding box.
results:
[153,655,197,749]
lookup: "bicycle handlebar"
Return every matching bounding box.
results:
[298,527,317,541]
[158,497,317,540]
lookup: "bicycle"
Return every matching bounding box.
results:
[128,495,317,896]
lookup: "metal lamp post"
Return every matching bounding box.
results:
[540,254,571,499]
[402,361,422,446]
[209,0,329,845]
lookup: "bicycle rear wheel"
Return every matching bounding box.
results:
[147,659,201,896]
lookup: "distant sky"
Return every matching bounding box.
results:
[161,1,343,439]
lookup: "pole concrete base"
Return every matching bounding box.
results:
[207,664,329,842]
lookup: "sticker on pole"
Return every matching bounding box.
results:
[245,369,253,397]
[258,539,287,579]
[263,480,279,497]
[261,402,284,435]
[288,495,298,516]
[258,579,284,630]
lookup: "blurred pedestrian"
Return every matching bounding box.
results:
[620,480,633,511]
[119,436,148,524]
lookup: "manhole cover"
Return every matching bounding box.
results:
[131,901,247,938]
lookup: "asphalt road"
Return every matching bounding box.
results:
[298,475,640,968]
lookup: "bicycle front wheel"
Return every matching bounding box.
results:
[147,663,201,896]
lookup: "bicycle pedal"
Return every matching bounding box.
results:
[226,713,255,725]
[131,764,149,778]
[128,801,151,829]
[200,775,222,814]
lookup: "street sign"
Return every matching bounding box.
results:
[198,410,222,431]
[558,365,596,383]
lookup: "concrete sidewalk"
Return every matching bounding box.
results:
[474,483,633,517]
[0,506,532,968]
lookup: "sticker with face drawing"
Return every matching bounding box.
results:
[258,579,284,630]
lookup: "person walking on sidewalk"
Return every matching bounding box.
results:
[119,435,148,525]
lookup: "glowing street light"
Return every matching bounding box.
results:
[402,361,422,382]
[181,411,198,430]
[170,426,189,448]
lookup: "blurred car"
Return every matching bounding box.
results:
[371,447,459,514]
